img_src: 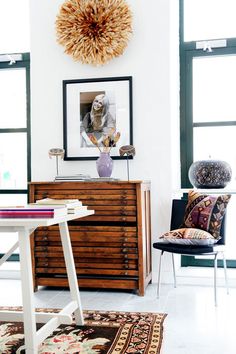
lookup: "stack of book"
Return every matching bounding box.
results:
[35,198,86,214]
[0,205,67,218]
[88,177,120,181]
[54,174,91,182]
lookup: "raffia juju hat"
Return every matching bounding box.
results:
[55,0,132,66]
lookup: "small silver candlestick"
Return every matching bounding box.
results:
[119,145,135,181]
[48,148,65,176]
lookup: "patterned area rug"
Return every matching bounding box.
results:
[0,307,167,353]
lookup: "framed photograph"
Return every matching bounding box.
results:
[63,76,133,160]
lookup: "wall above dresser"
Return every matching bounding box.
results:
[29,0,180,280]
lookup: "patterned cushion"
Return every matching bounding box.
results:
[158,228,219,245]
[182,190,231,238]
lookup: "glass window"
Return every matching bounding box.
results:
[0,1,30,262]
[0,194,27,206]
[0,0,30,54]
[193,55,236,122]
[0,194,28,257]
[0,133,27,189]
[224,196,236,260]
[0,68,27,128]
[193,126,236,179]
[180,0,236,267]
[0,233,18,254]
[184,0,236,42]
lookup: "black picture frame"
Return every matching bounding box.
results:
[63,76,133,160]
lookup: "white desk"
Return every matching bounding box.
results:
[0,209,94,354]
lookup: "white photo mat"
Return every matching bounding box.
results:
[63,77,133,160]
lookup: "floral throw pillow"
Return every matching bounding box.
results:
[182,190,231,238]
[158,228,219,245]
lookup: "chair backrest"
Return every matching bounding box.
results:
[170,199,226,245]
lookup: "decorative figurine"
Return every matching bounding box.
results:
[48,148,65,176]
[119,145,135,181]
[188,159,232,188]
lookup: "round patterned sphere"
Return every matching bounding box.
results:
[188,160,232,189]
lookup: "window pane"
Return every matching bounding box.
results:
[194,127,236,261]
[184,0,236,42]
[0,0,30,53]
[224,195,236,260]
[193,56,236,122]
[193,126,236,186]
[0,232,19,254]
[0,194,27,205]
[0,68,27,128]
[0,194,27,256]
[0,133,27,189]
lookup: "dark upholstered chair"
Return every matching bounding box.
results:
[153,199,228,306]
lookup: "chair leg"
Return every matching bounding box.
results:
[222,252,229,295]
[214,253,218,307]
[157,251,164,299]
[172,253,177,288]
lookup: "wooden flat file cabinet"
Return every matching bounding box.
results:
[29,181,152,295]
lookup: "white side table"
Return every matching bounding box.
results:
[0,209,94,353]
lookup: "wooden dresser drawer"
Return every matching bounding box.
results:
[33,183,137,222]
[29,181,152,295]
[35,225,137,244]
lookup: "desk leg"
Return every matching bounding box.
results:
[18,228,38,353]
[59,222,84,325]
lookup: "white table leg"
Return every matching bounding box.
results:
[18,228,38,353]
[59,222,84,325]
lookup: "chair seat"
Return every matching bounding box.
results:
[153,198,229,306]
[152,242,223,255]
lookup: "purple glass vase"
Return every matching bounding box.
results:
[96,152,113,177]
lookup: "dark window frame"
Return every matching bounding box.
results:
[179,0,236,267]
[0,52,31,261]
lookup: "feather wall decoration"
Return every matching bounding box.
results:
[55,0,132,65]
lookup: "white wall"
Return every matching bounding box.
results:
[30,0,180,281]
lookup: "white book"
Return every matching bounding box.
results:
[36,198,82,208]
[27,204,68,216]
[0,205,68,218]
[28,203,67,210]
[55,177,90,180]
[54,180,93,183]
[67,205,88,214]
[55,174,90,179]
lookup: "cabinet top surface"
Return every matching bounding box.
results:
[29,180,150,185]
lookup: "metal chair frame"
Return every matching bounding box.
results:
[154,199,229,306]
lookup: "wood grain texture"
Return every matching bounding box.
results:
[29,181,152,295]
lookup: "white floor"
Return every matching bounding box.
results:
[0,279,235,354]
